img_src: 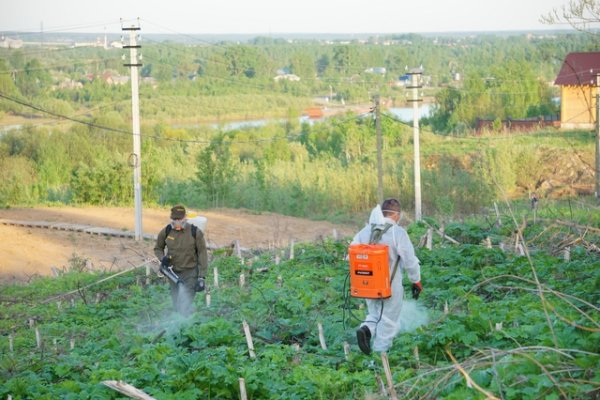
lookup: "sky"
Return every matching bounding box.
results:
[1,0,573,35]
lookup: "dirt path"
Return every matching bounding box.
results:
[0,206,356,283]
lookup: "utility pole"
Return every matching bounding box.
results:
[596,73,600,202]
[407,68,423,221]
[374,94,384,204]
[123,22,143,241]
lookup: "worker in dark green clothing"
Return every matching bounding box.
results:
[154,205,208,315]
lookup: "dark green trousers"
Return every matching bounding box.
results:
[169,268,198,316]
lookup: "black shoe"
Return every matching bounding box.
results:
[356,326,372,355]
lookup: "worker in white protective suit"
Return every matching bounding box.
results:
[351,199,423,355]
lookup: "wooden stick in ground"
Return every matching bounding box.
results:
[317,323,327,350]
[8,334,13,353]
[242,320,256,359]
[375,373,387,397]
[426,228,433,250]
[494,202,501,226]
[239,378,248,400]
[381,352,399,400]
[35,328,41,349]
[484,237,492,249]
[289,239,295,260]
[101,380,156,400]
[414,346,420,369]
[563,247,571,261]
[343,341,350,360]
[239,273,245,288]
[213,267,219,289]
[234,240,242,260]
[206,289,211,307]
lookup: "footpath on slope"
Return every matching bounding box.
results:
[0,206,356,283]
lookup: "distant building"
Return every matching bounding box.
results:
[397,74,410,86]
[0,36,23,49]
[274,74,300,82]
[101,71,129,85]
[56,78,83,90]
[554,52,600,129]
[365,67,386,75]
[303,107,324,119]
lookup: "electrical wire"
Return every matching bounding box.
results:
[0,90,368,145]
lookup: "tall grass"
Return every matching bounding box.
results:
[0,121,595,224]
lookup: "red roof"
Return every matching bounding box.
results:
[555,52,600,86]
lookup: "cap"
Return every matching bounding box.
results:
[170,204,186,220]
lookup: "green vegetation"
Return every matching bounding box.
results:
[0,113,594,224]
[1,214,598,399]
[0,31,596,222]
[0,31,593,125]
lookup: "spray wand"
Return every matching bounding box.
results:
[159,256,182,285]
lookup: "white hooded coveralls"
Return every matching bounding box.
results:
[351,208,421,352]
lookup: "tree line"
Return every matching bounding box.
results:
[1,31,596,131]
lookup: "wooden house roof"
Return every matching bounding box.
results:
[555,52,600,86]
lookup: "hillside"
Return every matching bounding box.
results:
[0,206,355,283]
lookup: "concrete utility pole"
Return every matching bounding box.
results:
[123,23,143,241]
[374,94,384,204]
[407,68,423,221]
[596,73,600,201]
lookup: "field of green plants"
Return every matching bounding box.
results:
[1,203,598,399]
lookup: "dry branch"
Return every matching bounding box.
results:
[101,380,156,400]
[446,347,500,400]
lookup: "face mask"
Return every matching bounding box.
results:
[172,219,185,230]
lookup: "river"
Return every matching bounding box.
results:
[0,104,433,134]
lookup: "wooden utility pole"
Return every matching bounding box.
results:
[596,73,600,202]
[123,22,143,241]
[407,69,423,221]
[374,94,384,204]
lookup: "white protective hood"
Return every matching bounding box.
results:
[368,204,386,226]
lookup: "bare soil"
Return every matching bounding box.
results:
[0,206,356,283]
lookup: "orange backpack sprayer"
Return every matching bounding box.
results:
[348,223,399,299]
[348,243,391,298]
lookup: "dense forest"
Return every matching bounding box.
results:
[0,31,597,220]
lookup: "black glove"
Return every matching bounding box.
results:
[161,255,171,267]
[411,282,423,300]
[195,277,205,292]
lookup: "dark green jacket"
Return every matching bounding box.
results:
[154,223,208,277]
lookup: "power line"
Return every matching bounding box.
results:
[0,19,131,36]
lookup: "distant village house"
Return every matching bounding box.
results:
[0,36,23,49]
[274,73,300,82]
